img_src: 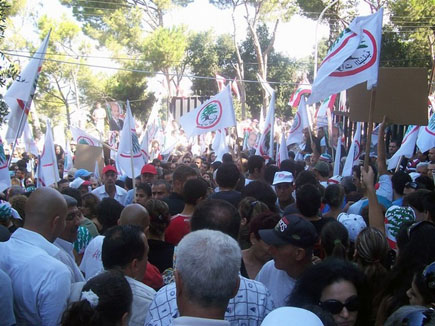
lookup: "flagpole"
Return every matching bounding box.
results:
[8,105,27,167]
[364,89,377,171]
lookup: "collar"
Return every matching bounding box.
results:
[11,228,60,257]
[54,237,74,253]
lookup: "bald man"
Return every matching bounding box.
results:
[80,204,150,280]
[0,188,72,326]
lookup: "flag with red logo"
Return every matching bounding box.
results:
[342,122,362,176]
[289,79,311,108]
[286,96,310,145]
[255,75,275,159]
[216,74,227,92]
[315,94,337,128]
[38,120,60,187]
[308,9,383,104]
[116,101,146,178]
[179,85,236,138]
[5,32,50,140]
[388,125,420,170]
[416,114,435,153]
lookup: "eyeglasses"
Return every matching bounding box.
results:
[407,221,434,239]
[423,261,435,290]
[405,182,418,190]
[319,295,359,315]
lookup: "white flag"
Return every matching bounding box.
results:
[388,125,420,170]
[308,9,383,104]
[179,85,236,138]
[38,120,60,187]
[289,79,311,107]
[5,32,50,139]
[64,139,73,175]
[71,126,102,147]
[316,94,337,128]
[277,130,289,167]
[255,89,275,158]
[287,96,310,145]
[116,101,146,178]
[342,122,362,177]
[212,129,229,162]
[416,114,435,153]
[339,90,347,112]
[370,124,380,147]
[0,137,11,193]
[216,74,226,92]
[333,135,342,176]
[23,120,39,156]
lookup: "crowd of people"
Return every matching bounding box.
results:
[0,118,435,326]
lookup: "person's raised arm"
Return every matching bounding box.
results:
[377,116,388,176]
[361,165,385,234]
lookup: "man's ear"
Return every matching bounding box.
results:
[231,276,241,299]
[240,217,248,227]
[174,270,183,298]
[295,248,306,261]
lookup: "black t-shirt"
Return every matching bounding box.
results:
[162,192,185,216]
[147,239,175,273]
[210,190,242,208]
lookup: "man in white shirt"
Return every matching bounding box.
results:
[102,224,156,326]
[80,204,150,280]
[256,214,318,307]
[92,165,127,205]
[54,194,86,282]
[0,188,72,326]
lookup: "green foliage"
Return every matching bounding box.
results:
[143,26,188,72]
[0,0,19,124]
[185,31,236,95]
[105,69,155,122]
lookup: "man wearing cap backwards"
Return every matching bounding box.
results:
[256,214,318,307]
[92,165,127,205]
[54,195,85,282]
[273,171,295,215]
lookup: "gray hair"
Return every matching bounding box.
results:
[175,229,241,308]
[417,162,429,168]
[62,194,78,208]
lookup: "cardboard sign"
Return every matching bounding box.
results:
[348,68,428,125]
[74,144,103,175]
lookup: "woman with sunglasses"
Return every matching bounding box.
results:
[288,258,369,326]
[407,261,435,308]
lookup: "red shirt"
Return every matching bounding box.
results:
[164,214,191,246]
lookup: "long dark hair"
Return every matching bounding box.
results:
[61,270,132,326]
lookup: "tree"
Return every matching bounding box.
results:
[387,0,435,93]
[185,31,236,96]
[210,0,296,115]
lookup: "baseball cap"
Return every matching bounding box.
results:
[259,214,318,248]
[141,164,157,175]
[319,153,332,163]
[102,165,117,175]
[273,171,294,185]
[314,161,329,175]
[261,307,323,326]
[70,178,91,189]
[74,169,92,179]
[337,212,367,242]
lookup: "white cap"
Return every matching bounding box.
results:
[261,307,323,326]
[70,177,90,189]
[272,171,294,185]
[337,212,367,242]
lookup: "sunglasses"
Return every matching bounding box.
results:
[319,295,359,315]
[423,261,435,290]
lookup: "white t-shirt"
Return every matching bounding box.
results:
[255,260,296,308]
[79,235,105,280]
